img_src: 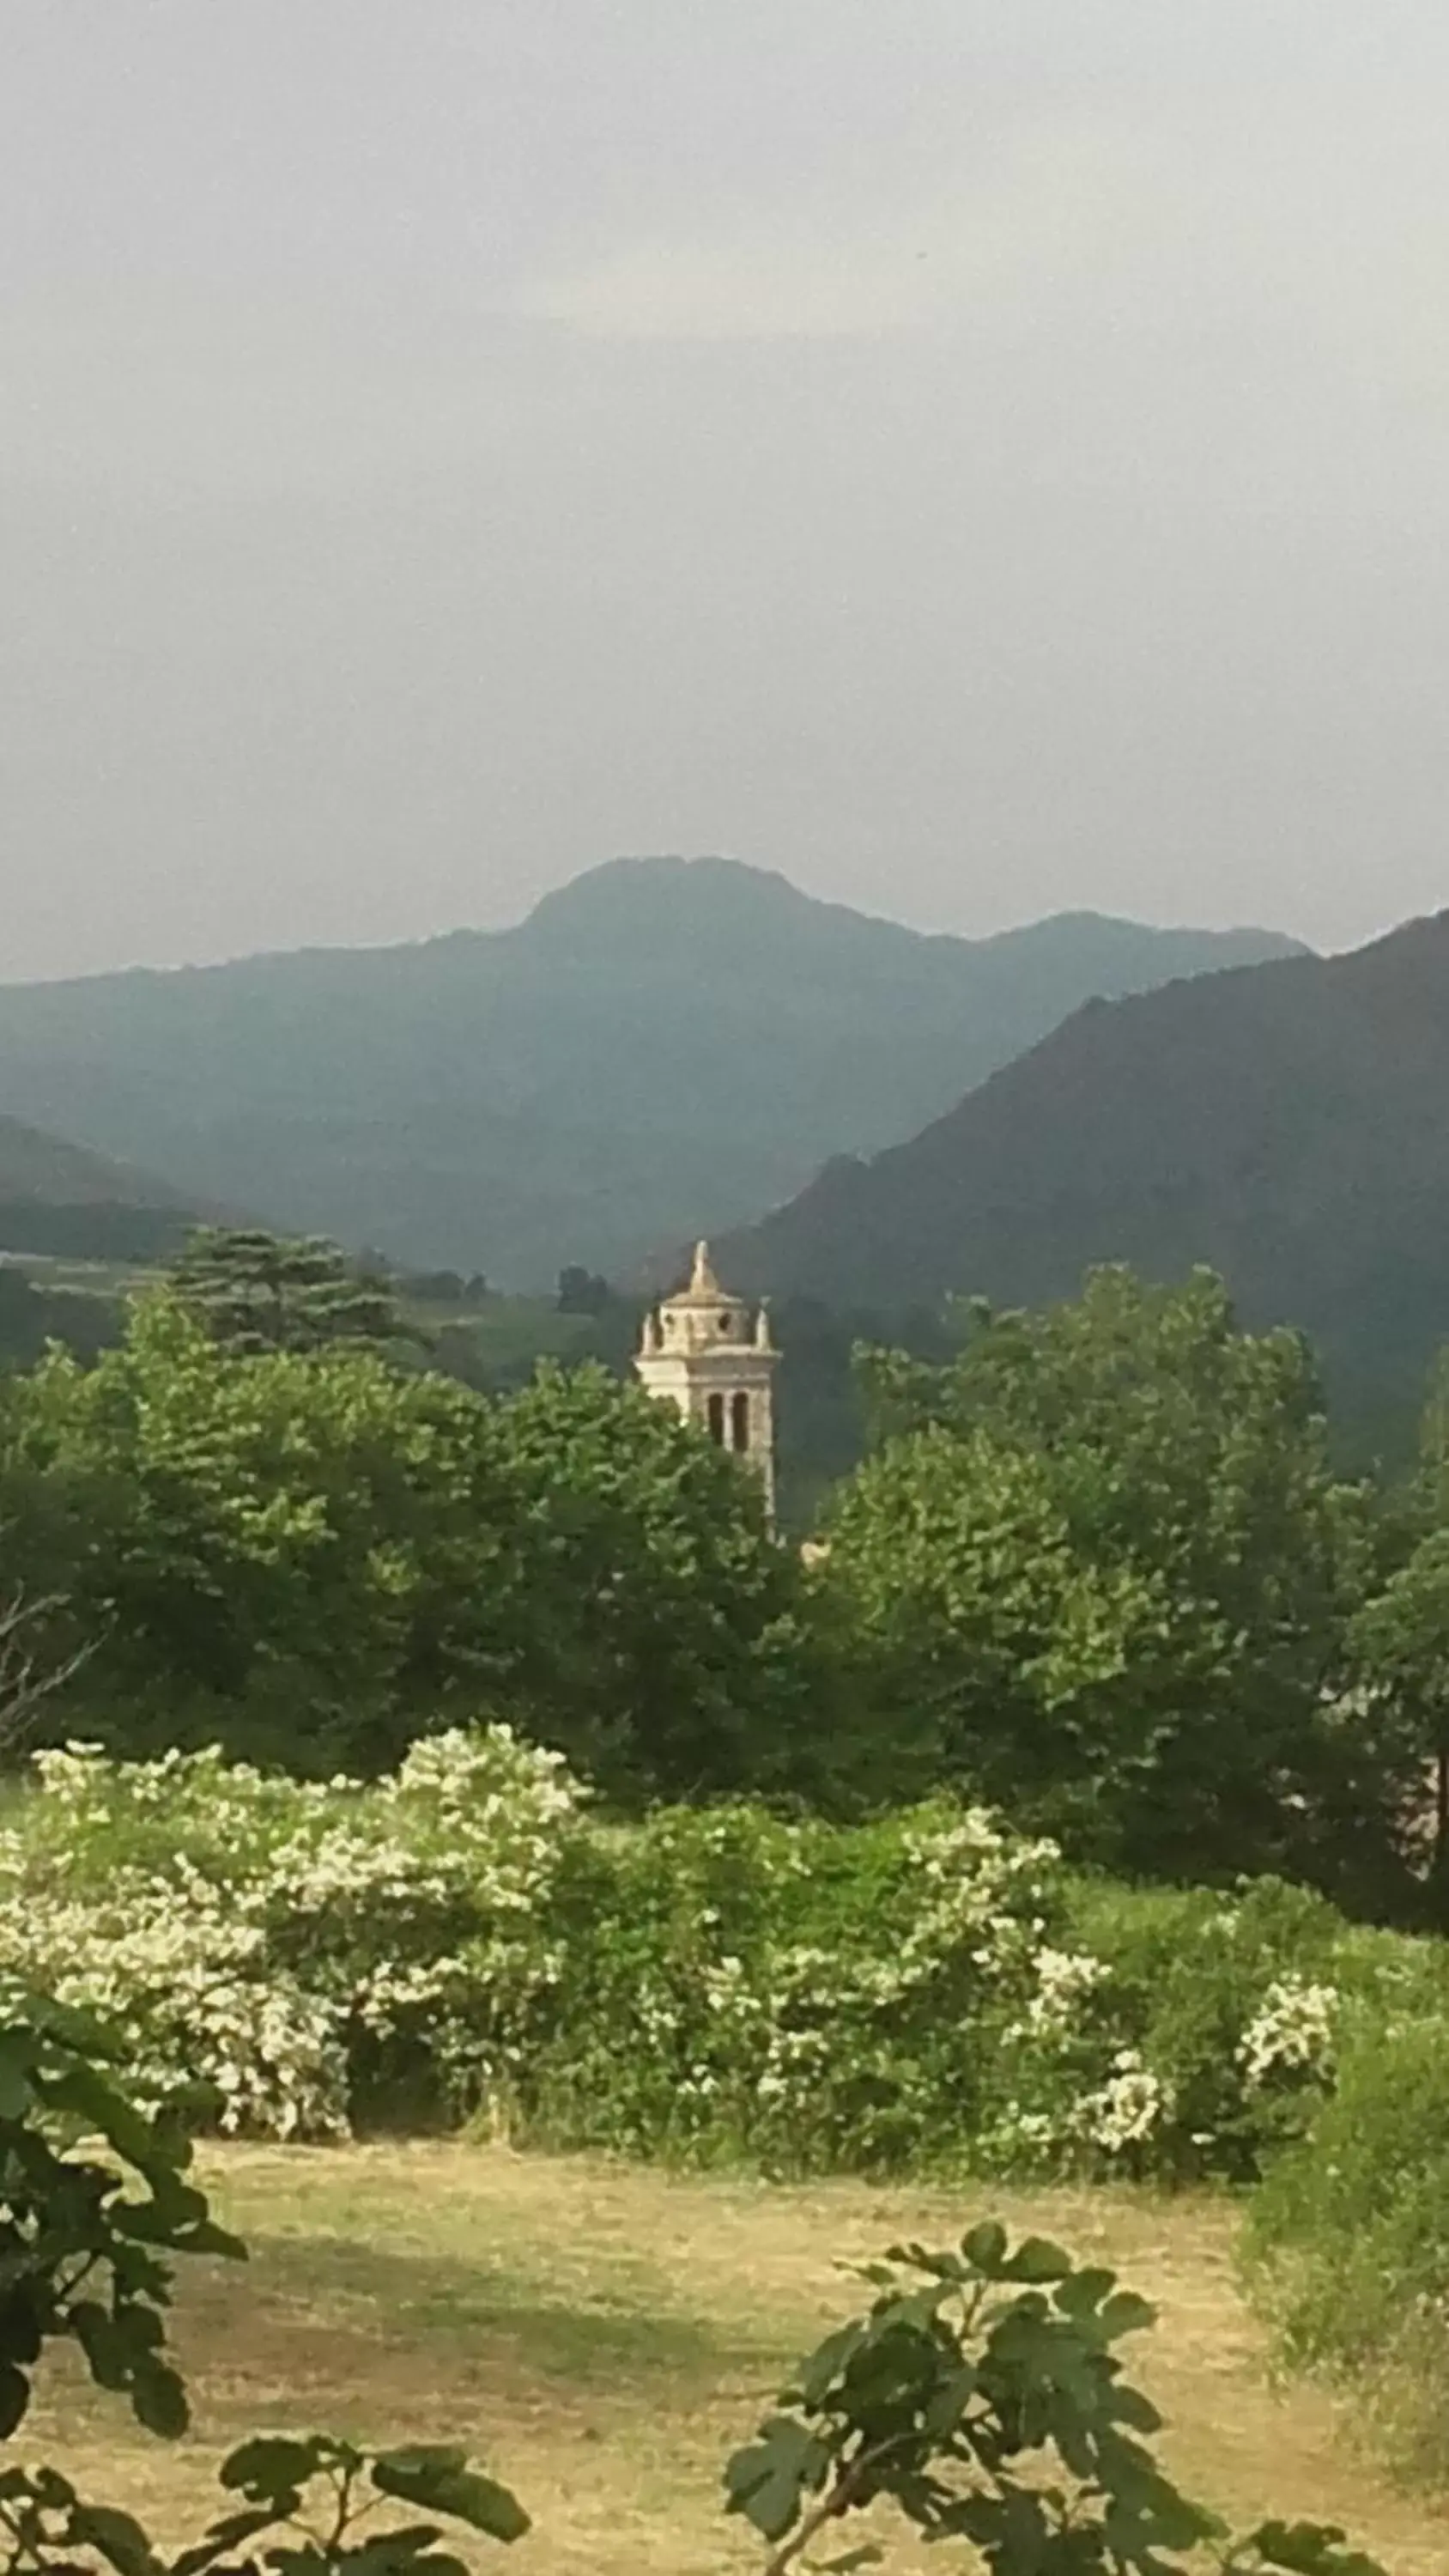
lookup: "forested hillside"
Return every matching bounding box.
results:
[723,911,1449,1451]
[0,857,1299,1285]
[0,1110,196,1260]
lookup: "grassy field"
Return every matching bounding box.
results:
[27,2144,1449,2573]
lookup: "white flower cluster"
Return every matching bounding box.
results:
[1012,1944,1109,2038]
[0,1861,343,2137]
[0,1728,583,2140]
[1238,1977,1338,2092]
[1077,2049,1174,2155]
[903,1814,1055,1967]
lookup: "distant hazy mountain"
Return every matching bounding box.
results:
[0,1113,196,1261]
[721,912,1449,1446]
[0,858,1303,1287]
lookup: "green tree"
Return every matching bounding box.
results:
[825,1421,1166,1831]
[482,1358,822,1802]
[1353,1542,1449,1897]
[0,1297,817,1799]
[555,1264,614,1315]
[828,1268,1386,1892]
[1349,1347,1449,1909]
[0,1294,512,1765]
[168,1225,408,1354]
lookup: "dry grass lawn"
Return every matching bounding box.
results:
[24,2143,1449,2572]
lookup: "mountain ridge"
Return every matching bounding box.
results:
[718,908,1449,1437]
[2,860,1302,989]
[0,855,1305,1286]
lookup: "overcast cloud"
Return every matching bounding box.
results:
[3,2,1449,978]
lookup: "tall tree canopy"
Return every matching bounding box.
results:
[167,1226,408,1356]
[1349,1347,1449,1911]
[0,1293,815,1803]
[827,1267,1393,1895]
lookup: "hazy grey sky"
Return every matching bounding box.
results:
[4,2,1449,979]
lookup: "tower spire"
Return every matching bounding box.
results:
[634,1243,780,1526]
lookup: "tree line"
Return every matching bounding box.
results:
[5,1229,1449,1922]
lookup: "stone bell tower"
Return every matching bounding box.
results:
[636,1241,779,1525]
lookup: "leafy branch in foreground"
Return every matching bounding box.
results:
[0,1980,528,2573]
[0,2437,528,2576]
[725,2222,1387,2576]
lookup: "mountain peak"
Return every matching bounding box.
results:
[518,854,845,953]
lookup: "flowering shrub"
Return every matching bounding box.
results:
[1031,1874,1361,2182]
[3,1729,1447,2194]
[524,1801,1073,2172]
[0,1727,583,2139]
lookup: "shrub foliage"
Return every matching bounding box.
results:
[9,1728,1449,2202]
[1246,2006,1449,2491]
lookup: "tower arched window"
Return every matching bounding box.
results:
[731,1391,750,1452]
[706,1392,726,1444]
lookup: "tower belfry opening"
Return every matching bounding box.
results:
[635,1241,779,1524]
